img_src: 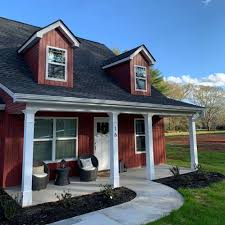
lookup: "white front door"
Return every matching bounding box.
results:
[94,117,110,171]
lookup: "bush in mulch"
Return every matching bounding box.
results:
[154,170,225,190]
[0,186,136,225]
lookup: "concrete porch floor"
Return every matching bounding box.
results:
[6,164,191,205]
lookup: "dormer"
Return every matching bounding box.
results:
[18,20,79,88]
[102,45,155,96]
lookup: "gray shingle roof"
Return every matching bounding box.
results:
[0,17,202,109]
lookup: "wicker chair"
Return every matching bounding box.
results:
[32,161,49,191]
[78,155,98,181]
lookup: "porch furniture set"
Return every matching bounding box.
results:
[32,154,100,190]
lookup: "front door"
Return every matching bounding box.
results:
[94,117,110,171]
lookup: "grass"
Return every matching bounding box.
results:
[148,143,225,225]
[165,130,225,137]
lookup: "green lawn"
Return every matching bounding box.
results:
[148,143,225,225]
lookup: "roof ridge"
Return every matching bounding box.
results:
[0,16,41,28]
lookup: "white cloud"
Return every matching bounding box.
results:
[165,73,225,87]
[202,0,212,5]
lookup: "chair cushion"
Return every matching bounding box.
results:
[33,165,44,174]
[83,166,96,171]
[80,158,94,170]
[33,173,48,178]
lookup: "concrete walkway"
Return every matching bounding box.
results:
[50,167,184,225]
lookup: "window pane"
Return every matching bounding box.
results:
[56,119,77,137]
[56,139,76,159]
[97,122,109,134]
[48,64,65,80]
[136,120,145,135]
[34,119,53,139]
[48,48,66,64]
[136,78,146,90]
[135,67,146,78]
[33,141,52,161]
[136,136,146,152]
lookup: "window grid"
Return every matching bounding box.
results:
[134,65,147,92]
[46,46,68,82]
[134,118,146,154]
[33,117,78,162]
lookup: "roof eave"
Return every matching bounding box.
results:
[13,93,204,115]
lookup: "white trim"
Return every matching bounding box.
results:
[13,93,203,114]
[45,46,68,82]
[33,117,78,162]
[18,20,79,54]
[134,65,147,92]
[134,118,146,154]
[102,57,131,69]
[130,46,155,63]
[102,45,155,69]
[0,83,15,99]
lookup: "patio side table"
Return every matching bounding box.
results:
[55,167,71,186]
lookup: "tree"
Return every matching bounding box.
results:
[151,68,169,95]
[111,48,121,55]
[191,86,225,131]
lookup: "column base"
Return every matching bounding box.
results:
[110,175,120,188]
[21,190,32,207]
[146,169,155,181]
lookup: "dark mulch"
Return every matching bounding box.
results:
[154,171,225,190]
[0,187,136,225]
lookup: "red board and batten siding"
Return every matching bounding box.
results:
[106,52,151,96]
[23,28,74,88]
[0,110,165,187]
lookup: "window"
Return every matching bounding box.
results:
[46,46,67,81]
[33,118,78,162]
[135,119,146,153]
[135,66,147,91]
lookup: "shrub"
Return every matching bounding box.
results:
[169,165,180,177]
[55,190,73,208]
[99,184,114,200]
[0,194,19,221]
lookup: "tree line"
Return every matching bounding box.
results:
[151,69,225,131]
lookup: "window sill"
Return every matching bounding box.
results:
[135,151,146,154]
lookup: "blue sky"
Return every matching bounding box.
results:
[1,0,225,86]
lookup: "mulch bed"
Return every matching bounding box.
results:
[154,171,225,190]
[0,187,136,225]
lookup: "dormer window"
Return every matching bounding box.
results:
[46,46,67,81]
[135,65,147,91]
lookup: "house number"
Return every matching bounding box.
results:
[114,125,117,137]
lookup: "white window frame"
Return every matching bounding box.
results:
[134,65,147,92]
[33,117,78,163]
[46,46,68,82]
[134,118,146,154]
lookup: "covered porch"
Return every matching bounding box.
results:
[6,164,191,206]
[14,97,202,207]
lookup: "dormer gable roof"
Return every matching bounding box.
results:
[17,20,80,54]
[102,44,156,69]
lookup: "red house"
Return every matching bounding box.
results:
[0,17,203,206]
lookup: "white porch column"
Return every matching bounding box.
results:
[108,112,119,188]
[143,113,155,180]
[21,108,36,207]
[189,116,198,170]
